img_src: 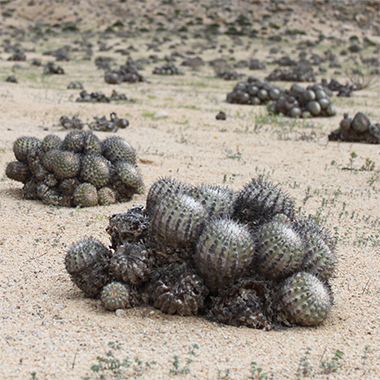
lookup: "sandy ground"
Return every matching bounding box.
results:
[0,26,380,379]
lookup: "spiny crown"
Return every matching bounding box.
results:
[41,134,63,152]
[83,131,102,154]
[233,178,295,227]
[145,176,189,216]
[63,130,86,152]
[192,183,236,218]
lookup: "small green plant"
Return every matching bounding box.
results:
[169,344,199,375]
[217,369,231,379]
[85,342,156,379]
[296,347,313,378]
[249,361,275,379]
[88,342,131,379]
[319,349,345,374]
[367,171,380,186]
[30,372,37,380]
[362,345,371,373]
[348,151,358,170]
[360,158,375,171]
[225,146,242,161]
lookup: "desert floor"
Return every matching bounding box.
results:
[0,17,380,379]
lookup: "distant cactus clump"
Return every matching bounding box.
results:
[65,177,337,329]
[5,131,144,207]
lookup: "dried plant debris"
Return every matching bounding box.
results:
[268,83,337,118]
[328,112,380,144]
[60,115,84,130]
[320,79,354,97]
[5,131,144,207]
[59,113,128,132]
[89,112,129,132]
[5,75,17,83]
[227,77,282,105]
[65,177,337,329]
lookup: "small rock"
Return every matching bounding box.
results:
[216,111,227,120]
[154,110,169,119]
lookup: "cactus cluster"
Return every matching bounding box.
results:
[44,61,64,75]
[268,83,337,118]
[328,112,380,144]
[266,61,316,82]
[152,62,184,75]
[75,90,131,103]
[65,176,337,329]
[5,131,144,207]
[104,60,145,84]
[226,77,282,105]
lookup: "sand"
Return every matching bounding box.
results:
[0,3,380,378]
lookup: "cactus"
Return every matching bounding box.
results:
[100,282,140,311]
[115,161,144,194]
[351,112,370,133]
[53,151,81,179]
[255,217,304,280]
[279,272,333,326]
[13,136,42,162]
[64,177,338,330]
[98,187,117,205]
[106,206,149,249]
[5,161,32,183]
[148,191,208,256]
[63,130,86,153]
[192,183,236,218]
[145,176,189,217]
[233,178,295,228]
[73,183,98,207]
[294,218,337,281]
[65,237,111,297]
[81,154,111,189]
[102,136,137,164]
[195,218,256,293]
[41,134,63,152]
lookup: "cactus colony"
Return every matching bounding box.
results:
[5,131,144,207]
[65,176,337,329]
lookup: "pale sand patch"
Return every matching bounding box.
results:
[0,27,379,379]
